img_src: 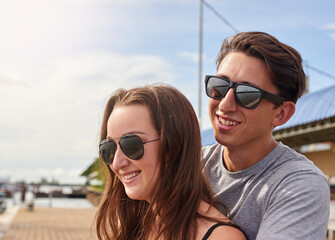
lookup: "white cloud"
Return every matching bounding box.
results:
[178,51,199,62]
[324,23,335,30]
[322,23,335,41]
[0,51,175,183]
[0,75,30,88]
[177,51,214,65]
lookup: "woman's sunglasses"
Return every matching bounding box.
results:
[99,134,160,165]
[205,75,286,109]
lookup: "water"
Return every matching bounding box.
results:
[5,191,94,209]
[4,193,335,214]
[30,198,93,208]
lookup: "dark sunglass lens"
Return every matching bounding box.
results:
[236,85,262,109]
[206,77,230,99]
[120,135,144,160]
[99,140,116,164]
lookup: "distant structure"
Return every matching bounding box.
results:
[273,85,335,147]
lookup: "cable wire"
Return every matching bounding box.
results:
[201,0,335,83]
[308,65,335,81]
[202,0,239,33]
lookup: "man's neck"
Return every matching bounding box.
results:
[222,138,278,172]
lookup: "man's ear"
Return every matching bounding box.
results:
[272,101,295,127]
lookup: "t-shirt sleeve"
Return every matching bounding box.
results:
[256,171,330,240]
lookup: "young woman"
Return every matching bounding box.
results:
[95,84,246,240]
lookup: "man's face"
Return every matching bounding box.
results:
[208,52,281,150]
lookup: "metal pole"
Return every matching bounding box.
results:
[198,0,203,127]
[304,61,309,94]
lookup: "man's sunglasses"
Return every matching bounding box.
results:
[205,75,286,109]
[99,134,160,165]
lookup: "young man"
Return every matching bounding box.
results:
[203,31,330,240]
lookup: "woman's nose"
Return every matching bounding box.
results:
[111,145,130,171]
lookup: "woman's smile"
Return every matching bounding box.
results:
[107,104,161,202]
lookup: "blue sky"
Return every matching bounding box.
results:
[0,0,335,184]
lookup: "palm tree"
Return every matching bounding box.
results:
[81,158,108,192]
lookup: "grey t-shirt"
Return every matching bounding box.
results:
[203,142,330,240]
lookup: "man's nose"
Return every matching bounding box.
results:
[218,88,237,112]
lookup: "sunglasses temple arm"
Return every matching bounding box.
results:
[263,92,286,105]
[143,138,160,144]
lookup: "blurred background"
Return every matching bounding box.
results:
[0,0,334,186]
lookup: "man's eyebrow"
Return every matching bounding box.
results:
[216,74,255,86]
[216,74,229,80]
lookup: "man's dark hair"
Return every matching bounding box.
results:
[216,31,306,103]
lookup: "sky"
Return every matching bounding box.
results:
[0,0,335,184]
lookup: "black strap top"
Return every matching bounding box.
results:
[202,222,248,240]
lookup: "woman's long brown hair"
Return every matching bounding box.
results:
[95,84,226,239]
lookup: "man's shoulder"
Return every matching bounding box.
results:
[202,143,222,163]
[260,143,329,197]
[272,143,325,175]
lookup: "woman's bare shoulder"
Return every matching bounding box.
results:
[198,201,228,221]
[197,201,246,240]
[207,224,246,240]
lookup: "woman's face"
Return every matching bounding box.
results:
[106,104,160,202]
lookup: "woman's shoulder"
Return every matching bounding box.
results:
[197,201,246,240]
[197,201,228,222]
[204,223,246,240]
